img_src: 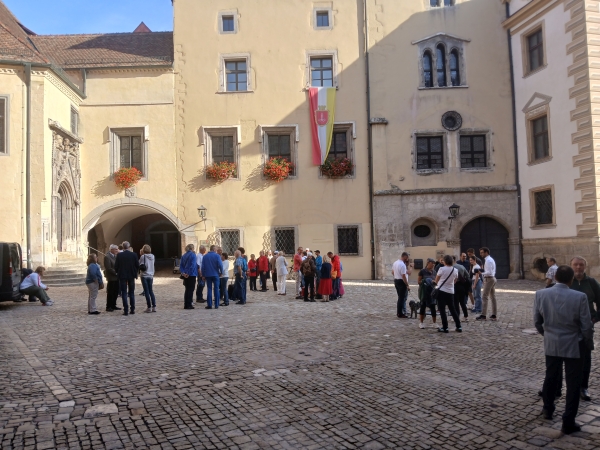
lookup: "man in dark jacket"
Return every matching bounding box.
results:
[570,256,600,401]
[300,255,317,302]
[103,244,121,312]
[114,241,139,316]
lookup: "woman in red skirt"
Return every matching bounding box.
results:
[318,256,333,301]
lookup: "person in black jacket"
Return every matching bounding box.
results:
[114,241,139,316]
[103,244,121,312]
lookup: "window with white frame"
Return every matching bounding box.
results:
[314,9,332,29]
[220,54,251,92]
[310,57,334,87]
[202,126,241,179]
[336,225,360,256]
[110,127,147,178]
[414,34,468,89]
[218,11,238,34]
[0,97,7,154]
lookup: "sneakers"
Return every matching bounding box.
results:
[419,322,425,329]
[152,306,157,313]
[44,299,54,306]
[88,311,100,315]
[437,327,449,333]
[145,308,152,313]
[475,315,487,321]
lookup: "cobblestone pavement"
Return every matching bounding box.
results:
[1,278,600,449]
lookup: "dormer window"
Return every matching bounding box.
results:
[413,33,469,89]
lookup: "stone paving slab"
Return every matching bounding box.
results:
[0,278,599,449]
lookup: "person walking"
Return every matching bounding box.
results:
[318,256,333,301]
[392,254,410,319]
[276,251,288,295]
[270,251,279,291]
[534,265,594,434]
[180,244,198,310]
[434,255,462,333]
[114,241,140,316]
[196,245,207,303]
[418,258,437,329]
[469,256,483,314]
[248,254,258,291]
[570,256,600,402]
[294,247,304,299]
[546,257,558,288]
[103,245,121,312]
[85,254,103,315]
[220,253,230,306]
[258,251,270,291]
[233,250,247,304]
[201,245,223,309]
[300,254,317,302]
[139,245,156,313]
[476,247,497,321]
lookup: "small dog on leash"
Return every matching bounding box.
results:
[408,300,420,319]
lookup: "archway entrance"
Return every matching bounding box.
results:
[460,217,510,279]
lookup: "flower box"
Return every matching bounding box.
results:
[320,157,354,178]
[206,161,237,181]
[113,167,142,191]
[263,157,294,182]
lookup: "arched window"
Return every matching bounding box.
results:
[450,49,460,86]
[436,44,447,87]
[423,51,433,88]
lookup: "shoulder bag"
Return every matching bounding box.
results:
[139,255,147,273]
[430,269,454,302]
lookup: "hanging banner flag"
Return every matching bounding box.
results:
[309,87,336,165]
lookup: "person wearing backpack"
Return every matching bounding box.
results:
[139,245,156,313]
[433,255,461,333]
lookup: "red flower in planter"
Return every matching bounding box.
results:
[113,167,142,190]
[206,161,237,181]
[320,157,354,178]
[263,157,294,182]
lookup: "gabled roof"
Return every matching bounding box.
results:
[31,32,173,68]
[133,22,152,33]
[0,1,46,63]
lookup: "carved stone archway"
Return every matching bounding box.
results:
[50,120,83,255]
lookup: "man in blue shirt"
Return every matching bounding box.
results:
[201,245,223,309]
[233,250,248,305]
[315,250,323,299]
[180,244,198,310]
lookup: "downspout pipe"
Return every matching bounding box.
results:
[506,2,524,279]
[25,63,32,269]
[364,0,376,280]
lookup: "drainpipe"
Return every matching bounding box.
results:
[25,63,32,270]
[364,0,376,280]
[506,3,524,279]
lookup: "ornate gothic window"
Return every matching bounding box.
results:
[414,34,468,89]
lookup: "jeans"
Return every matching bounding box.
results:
[394,279,407,316]
[106,280,119,310]
[437,290,461,330]
[196,268,205,300]
[473,278,482,312]
[272,271,278,290]
[304,275,315,300]
[86,281,99,313]
[220,277,229,305]
[141,276,156,308]
[542,342,585,425]
[119,278,136,313]
[183,276,196,308]
[482,277,497,316]
[234,274,246,304]
[332,278,340,299]
[206,276,220,308]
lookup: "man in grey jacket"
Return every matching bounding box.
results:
[534,265,594,434]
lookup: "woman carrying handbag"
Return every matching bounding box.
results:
[432,255,461,333]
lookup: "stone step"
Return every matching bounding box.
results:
[44,272,87,281]
[45,279,86,287]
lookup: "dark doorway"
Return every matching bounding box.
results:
[148,222,180,259]
[460,217,510,279]
[56,195,63,252]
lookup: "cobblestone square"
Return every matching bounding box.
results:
[1,279,600,449]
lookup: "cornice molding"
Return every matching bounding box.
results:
[49,119,83,143]
[411,32,471,45]
[375,185,518,196]
[502,0,562,30]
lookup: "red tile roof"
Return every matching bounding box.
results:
[0,1,47,63]
[133,22,152,33]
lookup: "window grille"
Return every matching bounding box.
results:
[338,226,359,256]
[532,115,549,161]
[220,230,240,255]
[316,11,329,27]
[275,228,295,256]
[460,135,487,168]
[310,57,333,87]
[212,135,235,163]
[436,44,446,87]
[416,136,444,170]
[119,135,143,174]
[0,98,6,154]
[70,108,79,135]
[222,16,234,32]
[528,29,544,72]
[225,60,247,91]
[328,131,348,160]
[534,190,553,225]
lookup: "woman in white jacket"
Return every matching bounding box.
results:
[275,252,288,295]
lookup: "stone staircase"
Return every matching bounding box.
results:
[43,253,87,287]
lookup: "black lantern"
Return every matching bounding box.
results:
[197,205,207,220]
[448,203,460,231]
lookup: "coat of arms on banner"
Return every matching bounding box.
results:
[315,106,330,127]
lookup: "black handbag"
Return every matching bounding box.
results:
[139,255,147,272]
[431,269,454,302]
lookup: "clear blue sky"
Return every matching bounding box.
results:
[5,0,173,35]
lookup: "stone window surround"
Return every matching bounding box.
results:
[218,53,253,93]
[318,121,357,179]
[410,217,438,247]
[334,224,363,257]
[108,126,149,180]
[259,124,300,179]
[457,128,494,173]
[412,33,469,89]
[218,10,239,35]
[271,226,299,255]
[412,130,449,175]
[313,6,333,30]
[216,227,244,254]
[529,184,556,229]
[0,95,9,156]
[305,50,339,89]
[521,21,547,78]
[199,125,242,181]
[70,106,79,136]
[524,97,552,166]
